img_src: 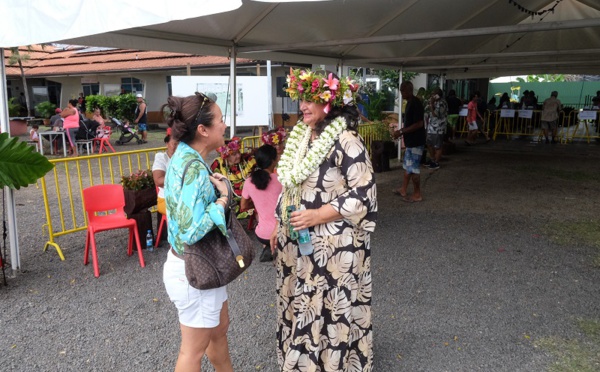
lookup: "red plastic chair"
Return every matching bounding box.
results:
[155,185,168,248]
[83,184,145,277]
[93,126,116,154]
[155,213,167,248]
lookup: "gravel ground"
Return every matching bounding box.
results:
[1,135,599,371]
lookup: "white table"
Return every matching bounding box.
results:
[38,131,67,157]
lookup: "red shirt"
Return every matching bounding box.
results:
[467,100,477,122]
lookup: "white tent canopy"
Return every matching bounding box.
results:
[3,0,600,271]
[3,0,598,78]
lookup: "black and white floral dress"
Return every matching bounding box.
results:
[275,129,378,371]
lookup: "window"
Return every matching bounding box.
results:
[82,83,99,96]
[121,77,144,95]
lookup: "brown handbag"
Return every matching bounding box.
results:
[179,159,255,290]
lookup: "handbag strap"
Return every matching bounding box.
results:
[180,158,245,268]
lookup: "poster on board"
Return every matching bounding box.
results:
[171,76,269,127]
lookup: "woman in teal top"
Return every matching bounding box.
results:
[162,93,233,371]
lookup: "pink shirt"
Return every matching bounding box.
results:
[63,112,79,129]
[242,173,282,240]
[467,100,477,123]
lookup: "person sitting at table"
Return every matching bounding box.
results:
[50,108,63,131]
[60,99,80,156]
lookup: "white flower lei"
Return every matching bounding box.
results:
[278,116,347,188]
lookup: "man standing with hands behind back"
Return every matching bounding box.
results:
[134,93,148,143]
[393,81,425,203]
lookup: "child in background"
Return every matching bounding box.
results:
[240,145,282,262]
[29,124,39,142]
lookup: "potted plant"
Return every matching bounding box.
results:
[370,118,397,173]
[7,97,29,136]
[121,169,157,216]
[8,97,20,117]
[34,101,57,125]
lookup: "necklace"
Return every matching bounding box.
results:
[278,117,347,220]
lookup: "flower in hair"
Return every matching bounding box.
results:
[285,68,360,112]
[217,137,242,158]
[262,127,287,146]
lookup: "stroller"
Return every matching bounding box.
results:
[76,118,100,140]
[111,118,143,145]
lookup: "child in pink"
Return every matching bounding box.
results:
[241,145,282,262]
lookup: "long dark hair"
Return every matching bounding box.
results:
[314,104,360,136]
[161,93,215,144]
[250,145,277,190]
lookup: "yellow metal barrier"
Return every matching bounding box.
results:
[40,147,164,260]
[456,109,492,138]
[240,136,262,153]
[357,123,388,155]
[564,109,600,143]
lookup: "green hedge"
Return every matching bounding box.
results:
[85,93,138,122]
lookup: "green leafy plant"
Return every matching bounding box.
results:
[85,93,137,122]
[34,101,57,119]
[0,133,54,189]
[121,169,155,191]
[7,97,21,117]
[371,120,394,141]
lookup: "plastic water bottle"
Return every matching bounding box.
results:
[146,230,153,251]
[298,227,314,255]
[297,206,313,255]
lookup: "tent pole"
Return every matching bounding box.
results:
[267,60,273,129]
[0,49,21,274]
[229,45,237,137]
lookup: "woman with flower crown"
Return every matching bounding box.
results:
[269,68,377,371]
[210,137,256,218]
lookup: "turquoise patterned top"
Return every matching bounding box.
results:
[165,142,227,255]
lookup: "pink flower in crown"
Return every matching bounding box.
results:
[297,83,305,93]
[311,79,320,93]
[323,73,339,91]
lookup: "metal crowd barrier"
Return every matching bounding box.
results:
[40,147,164,260]
[240,136,262,153]
[564,110,600,143]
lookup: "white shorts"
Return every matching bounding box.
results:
[468,121,478,131]
[163,250,227,328]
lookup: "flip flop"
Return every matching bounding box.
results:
[392,189,407,198]
[402,197,423,203]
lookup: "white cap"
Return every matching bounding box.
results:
[136,93,143,98]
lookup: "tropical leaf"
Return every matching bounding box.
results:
[0,133,54,190]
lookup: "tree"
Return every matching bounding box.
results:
[7,45,46,116]
[373,69,420,92]
[516,74,566,83]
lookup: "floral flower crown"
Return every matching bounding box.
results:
[217,137,241,158]
[285,68,360,114]
[261,127,287,146]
